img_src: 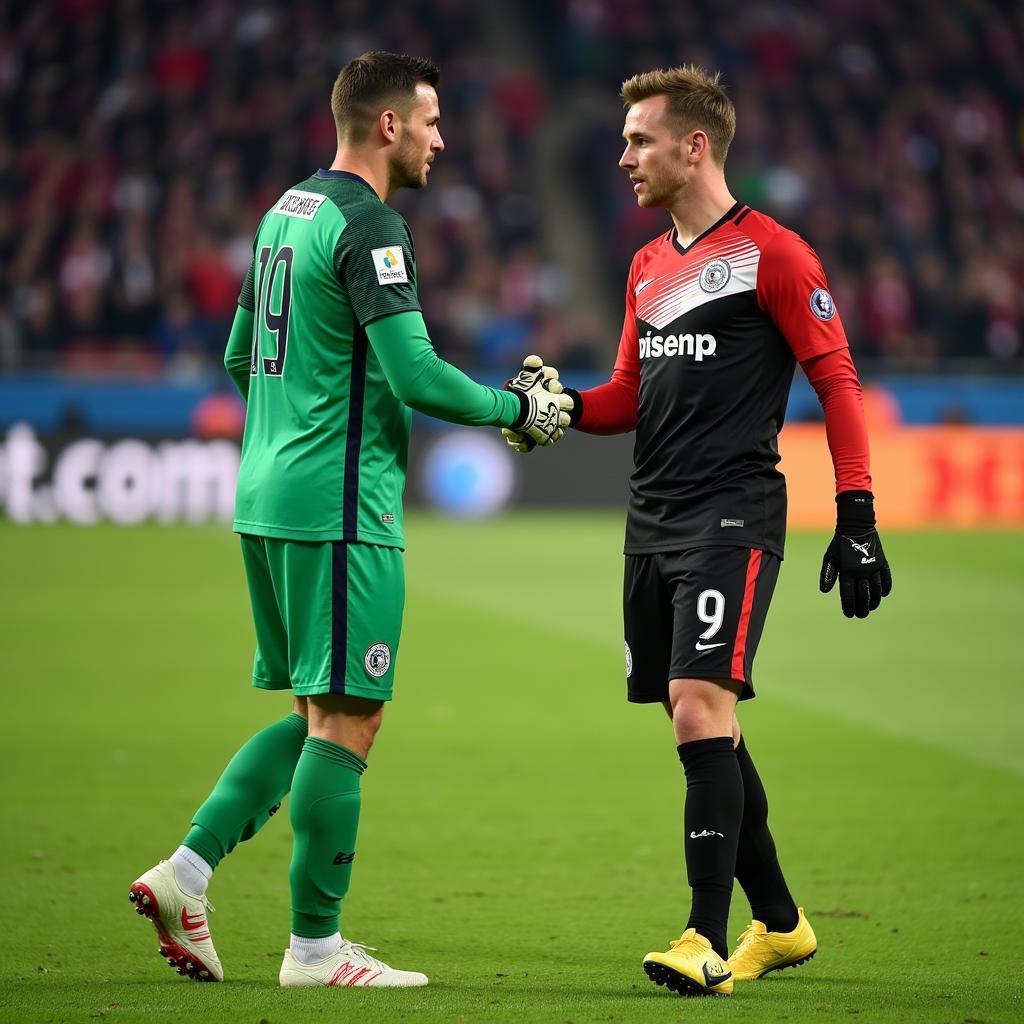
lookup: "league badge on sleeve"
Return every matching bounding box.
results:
[371,246,409,285]
[809,287,836,320]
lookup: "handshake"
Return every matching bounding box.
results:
[501,355,574,452]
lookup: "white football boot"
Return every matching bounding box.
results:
[129,860,223,982]
[279,939,428,987]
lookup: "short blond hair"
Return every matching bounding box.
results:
[621,65,736,165]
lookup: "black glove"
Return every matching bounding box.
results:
[819,491,892,619]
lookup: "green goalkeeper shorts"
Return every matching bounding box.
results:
[239,535,404,700]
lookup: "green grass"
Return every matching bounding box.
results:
[0,514,1021,1023]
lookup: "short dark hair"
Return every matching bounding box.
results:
[621,65,736,166]
[331,51,440,143]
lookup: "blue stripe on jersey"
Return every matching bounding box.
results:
[343,324,369,542]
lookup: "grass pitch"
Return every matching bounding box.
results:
[0,514,1021,1023]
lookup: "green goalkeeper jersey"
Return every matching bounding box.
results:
[223,169,520,548]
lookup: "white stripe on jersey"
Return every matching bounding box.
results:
[637,240,761,331]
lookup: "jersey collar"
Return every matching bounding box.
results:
[671,201,743,256]
[315,168,378,197]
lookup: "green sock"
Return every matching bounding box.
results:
[183,712,308,869]
[289,736,367,938]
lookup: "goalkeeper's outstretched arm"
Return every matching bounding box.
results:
[369,312,573,444]
[367,310,520,427]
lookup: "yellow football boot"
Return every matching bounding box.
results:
[643,928,734,997]
[727,907,817,980]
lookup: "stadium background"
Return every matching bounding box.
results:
[1,2,1022,1022]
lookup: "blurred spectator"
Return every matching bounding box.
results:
[1,0,566,375]
[534,0,1024,366]
[1,0,1022,376]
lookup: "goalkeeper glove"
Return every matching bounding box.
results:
[504,354,573,448]
[819,490,893,619]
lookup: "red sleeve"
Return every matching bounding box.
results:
[757,230,848,363]
[573,262,640,435]
[800,346,873,494]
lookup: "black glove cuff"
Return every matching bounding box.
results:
[509,390,529,430]
[563,387,583,427]
[836,490,876,531]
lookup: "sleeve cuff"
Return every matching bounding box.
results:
[509,390,529,429]
[836,490,875,529]
[563,387,584,427]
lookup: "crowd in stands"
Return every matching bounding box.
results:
[1,0,587,376]
[536,0,1024,363]
[1,0,1022,378]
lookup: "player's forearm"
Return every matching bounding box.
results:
[366,311,520,427]
[223,306,254,401]
[802,348,872,493]
[564,376,638,435]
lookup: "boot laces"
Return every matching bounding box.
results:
[341,941,387,971]
[735,922,765,952]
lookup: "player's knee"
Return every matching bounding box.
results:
[672,699,719,742]
[362,705,384,741]
[670,684,735,742]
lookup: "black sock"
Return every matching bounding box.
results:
[734,736,799,933]
[677,737,743,959]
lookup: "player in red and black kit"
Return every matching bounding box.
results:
[505,66,892,997]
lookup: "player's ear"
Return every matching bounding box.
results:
[687,130,709,164]
[378,109,399,144]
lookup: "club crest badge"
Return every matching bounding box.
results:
[364,643,391,677]
[809,287,836,320]
[698,258,731,293]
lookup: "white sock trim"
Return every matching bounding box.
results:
[170,846,212,896]
[290,932,342,965]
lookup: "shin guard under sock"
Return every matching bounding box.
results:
[677,736,743,959]
[289,736,367,938]
[184,712,308,869]
[734,736,798,933]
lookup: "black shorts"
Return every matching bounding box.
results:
[623,546,780,704]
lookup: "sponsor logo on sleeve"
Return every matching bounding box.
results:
[809,287,836,320]
[274,189,327,220]
[371,246,409,285]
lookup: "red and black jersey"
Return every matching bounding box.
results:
[573,202,867,558]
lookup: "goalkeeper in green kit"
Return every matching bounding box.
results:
[128,51,571,989]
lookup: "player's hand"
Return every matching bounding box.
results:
[504,354,573,448]
[819,490,893,619]
[501,426,533,452]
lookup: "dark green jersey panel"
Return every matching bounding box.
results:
[232,171,420,547]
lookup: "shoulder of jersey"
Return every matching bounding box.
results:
[731,206,805,254]
[342,196,409,237]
